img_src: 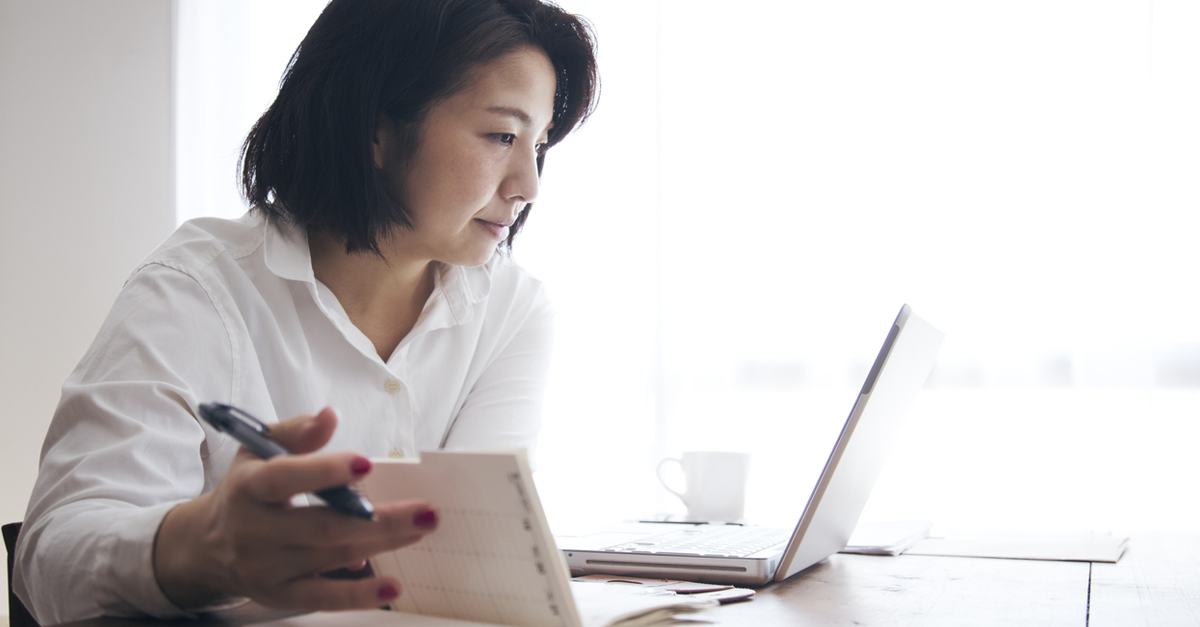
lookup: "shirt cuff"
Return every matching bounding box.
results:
[99,500,197,619]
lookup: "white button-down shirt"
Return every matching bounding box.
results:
[13,212,553,624]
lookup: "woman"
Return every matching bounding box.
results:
[13,0,598,623]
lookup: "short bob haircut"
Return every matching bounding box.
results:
[240,0,598,255]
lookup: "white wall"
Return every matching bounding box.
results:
[0,0,176,617]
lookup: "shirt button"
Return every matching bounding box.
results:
[388,448,404,459]
[384,378,401,394]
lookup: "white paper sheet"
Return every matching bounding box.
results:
[904,532,1129,563]
[841,520,932,556]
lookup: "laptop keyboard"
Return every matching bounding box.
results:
[602,526,791,558]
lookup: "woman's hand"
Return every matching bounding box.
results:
[152,407,435,611]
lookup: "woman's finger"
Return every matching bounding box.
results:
[214,498,436,583]
[271,499,434,546]
[239,501,435,572]
[229,408,339,466]
[260,576,403,611]
[237,450,372,505]
[273,513,437,575]
[268,407,340,454]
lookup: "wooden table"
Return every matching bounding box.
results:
[64,533,1199,627]
[692,532,1199,626]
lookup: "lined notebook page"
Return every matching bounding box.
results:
[361,451,580,627]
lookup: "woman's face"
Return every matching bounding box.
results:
[379,46,557,267]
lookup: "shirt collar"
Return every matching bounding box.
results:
[433,256,494,326]
[261,213,496,326]
[262,215,316,284]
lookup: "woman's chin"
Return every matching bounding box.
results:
[445,246,500,268]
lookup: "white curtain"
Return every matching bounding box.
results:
[176,0,1200,534]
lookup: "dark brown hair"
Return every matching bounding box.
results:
[240,0,598,254]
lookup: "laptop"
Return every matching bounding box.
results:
[557,304,944,585]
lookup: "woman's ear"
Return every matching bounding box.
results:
[373,117,396,170]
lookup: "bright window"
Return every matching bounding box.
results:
[177,0,1200,534]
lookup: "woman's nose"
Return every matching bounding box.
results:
[502,151,540,205]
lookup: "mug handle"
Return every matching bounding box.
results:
[656,457,688,503]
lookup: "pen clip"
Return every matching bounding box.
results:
[199,402,271,435]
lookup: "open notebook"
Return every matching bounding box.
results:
[359,451,721,627]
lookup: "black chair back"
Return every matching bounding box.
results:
[3,522,39,627]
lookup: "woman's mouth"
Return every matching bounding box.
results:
[475,219,512,239]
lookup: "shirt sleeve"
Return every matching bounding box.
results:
[441,283,554,466]
[12,261,237,625]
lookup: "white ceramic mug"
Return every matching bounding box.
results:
[656,451,751,522]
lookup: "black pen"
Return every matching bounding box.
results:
[198,402,376,521]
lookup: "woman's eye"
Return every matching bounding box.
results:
[494,133,516,145]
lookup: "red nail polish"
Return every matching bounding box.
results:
[378,583,399,600]
[414,509,438,529]
[350,457,372,476]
